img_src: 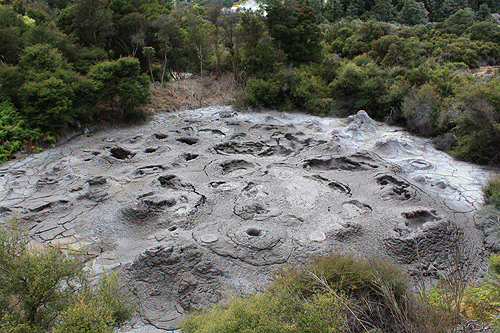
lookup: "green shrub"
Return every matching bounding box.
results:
[427,253,500,327]
[289,67,327,110]
[0,219,136,332]
[87,273,136,326]
[0,101,55,162]
[18,44,87,133]
[182,283,345,333]
[53,273,136,332]
[20,76,77,133]
[0,219,85,331]
[19,43,73,74]
[484,175,500,208]
[88,57,150,120]
[182,254,417,333]
[402,83,442,136]
[242,77,283,109]
[52,296,114,333]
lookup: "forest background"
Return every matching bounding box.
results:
[1,0,500,166]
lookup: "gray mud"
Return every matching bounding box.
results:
[0,108,495,331]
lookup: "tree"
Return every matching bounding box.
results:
[0,219,136,332]
[0,27,23,64]
[142,45,156,82]
[0,64,25,106]
[443,8,474,36]
[0,5,29,64]
[57,0,114,47]
[21,76,76,133]
[323,0,343,21]
[399,0,429,25]
[372,0,397,21]
[265,0,322,65]
[402,83,442,136]
[220,8,238,73]
[474,3,491,21]
[328,61,366,109]
[150,14,185,84]
[184,8,210,74]
[206,0,223,74]
[18,44,83,133]
[237,9,282,78]
[114,12,147,57]
[439,0,467,18]
[88,57,150,119]
[469,21,500,43]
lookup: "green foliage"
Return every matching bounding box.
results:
[425,253,500,328]
[90,273,137,325]
[289,66,327,110]
[19,43,72,74]
[0,219,85,332]
[483,175,500,208]
[0,218,136,332]
[57,0,114,47]
[238,9,284,78]
[182,289,344,333]
[329,61,366,103]
[52,295,114,333]
[0,101,49,162]
[54,273,136,332]
[241,77,283,109]
[21,76,76,132]
[17,44,87,133]
[443,9,474,36]
[265,0,323,65]
[399,0,429,25]
[450,81,500,164]
[402,83,442,136]
[88,57,150,119]
[489,253,500,277]
[182,254,416,333]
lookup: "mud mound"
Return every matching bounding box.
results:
[125,241,223,329]
[383,210,463,275]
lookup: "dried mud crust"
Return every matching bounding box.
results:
[0,109,487,330]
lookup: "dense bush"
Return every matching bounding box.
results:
[184,252,500,332]
[53,273,136,333]
[53,295,115,333]
[483,175,500,208]
[0,101,50,162]
[0,219,135,332]
[182,287,344,333]
[182,254,419,333]
[1,0,500,166]
[0,45,150,160]
[88,57,150,120]
[402,84,442,136]
[0,220,85,332]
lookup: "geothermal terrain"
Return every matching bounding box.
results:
[0,107,494,331]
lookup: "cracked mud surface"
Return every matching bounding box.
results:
[0,108,496,331]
